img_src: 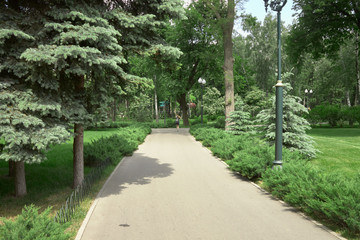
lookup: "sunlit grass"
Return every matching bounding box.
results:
[0,128,123,219]
[308,128,360,177]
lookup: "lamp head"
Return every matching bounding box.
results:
[264,0,287,12]
[305,89,308,93]
[198,78,206,85]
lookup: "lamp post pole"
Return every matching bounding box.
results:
[198,78,206,124]
[264,0,287,168]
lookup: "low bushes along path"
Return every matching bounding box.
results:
[77,128,342,240]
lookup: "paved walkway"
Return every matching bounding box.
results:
[77,128,343,240]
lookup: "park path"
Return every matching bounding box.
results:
[77,128,343,240]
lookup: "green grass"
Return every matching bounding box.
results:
[0,128,125,219]
[308,128,360,177]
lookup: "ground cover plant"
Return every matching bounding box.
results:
[0,122,150,239]
[190,125,360,239]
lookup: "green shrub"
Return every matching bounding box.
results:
[211,135,249,160]
[341,106,360,127]
[0,205,69,240]
[86,121,131,130]
[190,115,208,125]
[263,160,360,233]
[214,116,225,129]
[192,127,227,147]
[228,142,273,179]
[149,119,176,128]
[310,104,341,127]
[352,105,360,126]
[84,125,150,166]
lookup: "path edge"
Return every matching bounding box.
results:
[74,156,129,240]
[190,134,347,240]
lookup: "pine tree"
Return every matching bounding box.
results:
[227,97,254,135]
[0,4,70,196]
[20,0,185,188]
[256,73,317,158]
[1,0,185,193]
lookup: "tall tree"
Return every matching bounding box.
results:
[0,2,70,196]
[203,0,243,126]
[21,1,126,188]
[166,1,223,125]
[288,0,360,102]
[241,14,279,94]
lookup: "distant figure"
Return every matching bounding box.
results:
[175,114,181,131]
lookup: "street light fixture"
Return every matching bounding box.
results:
[304,89,313,108]
[264,0,287,168]
[198,78,206,124]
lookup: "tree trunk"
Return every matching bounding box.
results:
[356,32,359,105]
[179,93,189,126]
[15,161,26,197]
[73,123,84,188]
[8,160,15,177]
[223,0,235,128]
[73,76,85,188]
[346,90,351,107]
[112,99,116,122]
[154,76,159,123]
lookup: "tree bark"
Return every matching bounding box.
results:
[179,93,189,126]
[222,0,235,128]
[346,90,352,106]
[9,160,15,177]
[356,32,359,105]
[73,76,85,188]
[112,99,116,122]
[154,76,159,123]
[15,161,26,197]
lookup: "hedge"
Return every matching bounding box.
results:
[190,125,360,235]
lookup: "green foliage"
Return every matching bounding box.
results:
[211,135,249,160]
[340,106,358,127]
[229,143,273,180]
[288,0,359,61]
[227,98,254,135]
[214,116,225,129]
[0,19,70,164]
[203,87,224,116]
[190,126,227,147]
[257,79,317,158]
[190,115,208,126]
[308,104,341,127]
[127,93,153,122]
[191,126,360,235]
[149,119,176,128]
[243,86,270,117]
[84,125,150,167]
[241,14,278,93]
[0,205,69,240]
[263,160,360,233]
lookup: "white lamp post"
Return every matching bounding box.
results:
[198,78,206,124]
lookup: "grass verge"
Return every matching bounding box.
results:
[308,128,360,177]
[0,125,149,231]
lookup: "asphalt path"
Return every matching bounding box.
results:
[77,128,343,240]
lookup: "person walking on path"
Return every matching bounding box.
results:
[175,114,181,131]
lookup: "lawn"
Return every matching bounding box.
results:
[0,128,125,219]
[308,128,360,177]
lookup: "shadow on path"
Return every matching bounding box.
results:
[99,153,174,198]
